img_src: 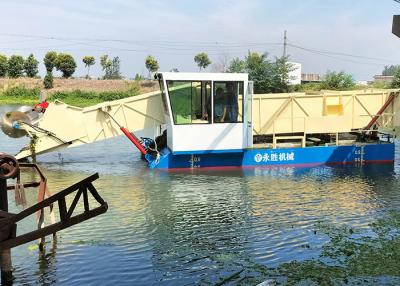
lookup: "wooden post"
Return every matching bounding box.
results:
[0,175,13,285]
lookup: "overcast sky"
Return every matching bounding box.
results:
[0,0,399,80]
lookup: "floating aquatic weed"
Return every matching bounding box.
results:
[250,211,400,285]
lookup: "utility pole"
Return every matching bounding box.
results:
[283,30,288,58]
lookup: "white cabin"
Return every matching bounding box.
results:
[156,72,253,154]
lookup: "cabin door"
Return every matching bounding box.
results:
[246,81,254,148]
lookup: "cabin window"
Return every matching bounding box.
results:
[167,81,211,125]
[213,81,244,123]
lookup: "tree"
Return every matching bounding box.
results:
[100,55,121,79]
[7,55,25,78]
[43,71,54,89]
[110,56,121,79]
[226,51,293,93]
[194,52,211,71]
[82,56,95,78]
[0,55,7,77]
[145,55,159,79]
[227,57,246,73]
[382,65,400,76]
[391,68,400,88]
[44,51,58,72]
[24,54,39,77]
[54,53,76,78]
[320,71,355,90]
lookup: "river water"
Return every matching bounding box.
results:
[1,104,400,285]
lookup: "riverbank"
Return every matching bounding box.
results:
[0,77,159,107]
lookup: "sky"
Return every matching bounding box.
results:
[0,0,399,80]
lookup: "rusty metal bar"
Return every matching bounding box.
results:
[0,173,99,230]
[87,182,105,205]
[0,205,107,250]
[66,189,82,219]
[0,172,107,251]
[82,188,89,212]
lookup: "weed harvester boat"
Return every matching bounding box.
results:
[2,73,400,169]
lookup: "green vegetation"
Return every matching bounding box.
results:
[320,71,355,90]
[206,211,400,285]
[7,55,25,78]
[44,51,58,72]
[228,57,246,73]
[145,55,159,78]
[0,86,40,105]
[43,72,54,89]
[100,54,122,79]
[82,55,95,78]
[47,89,140,107]
[194,52,211,71]
[55,53,76,78]
[24,54,39,78]
[391,68,400,88]
[0,54,7,77]
[382,65,400,76]
[228,51,293,93]
[0,80,141,107]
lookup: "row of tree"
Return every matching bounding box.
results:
[0,50,365,92]
[0,54,39,78]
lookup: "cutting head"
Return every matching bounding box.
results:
[0,111,31,138]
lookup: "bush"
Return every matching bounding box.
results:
[373,81,390,89]
[290,82,323,92]
[2,85,40,98]
[46,88,141,107]
[24,54,39,77]
[320,71,355,90]
[125,80,141,94]
[55,53,76,78]
[0,54,7,77]
[7,55,25,78]
[43,72,54,89]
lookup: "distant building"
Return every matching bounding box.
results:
[288,62,301,85]
[301,73,322,83]
[373,75,394,83]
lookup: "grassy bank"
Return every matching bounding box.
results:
[0,86,144,107]
[0,79,156,107]
[0,86,41,105]
[46,89,142,107]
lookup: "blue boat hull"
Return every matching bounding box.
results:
[150,143,395,169]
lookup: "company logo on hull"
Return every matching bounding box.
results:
[254,152,295,163]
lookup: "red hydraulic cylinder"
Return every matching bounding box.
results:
[120,127,147,155]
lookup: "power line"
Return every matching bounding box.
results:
[287,42,395,66]
[0,32,396,66]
